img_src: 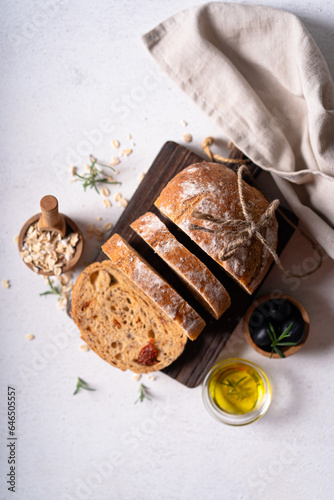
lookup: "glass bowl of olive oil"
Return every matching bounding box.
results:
[202,358,271,425]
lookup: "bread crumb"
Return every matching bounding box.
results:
[147,375,156,381]
[104,222,113,232]
[71,166,77,175]
[132,373,141,381]
[102,187,110,197]
[25,334,35,341]
[112,140,120,149]
[122,149,132,157]
[2,279,10,289]
[127,133,132,140]
[103,199,112,208]
[181,120,188,126]
[80,344,90,352]
[183,133,192,143]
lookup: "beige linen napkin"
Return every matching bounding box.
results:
[142,2,334,259]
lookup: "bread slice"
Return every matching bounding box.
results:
[155,162,278,294]
[102,234,206,340]
[72,261,189,374]
[131,212,231,319]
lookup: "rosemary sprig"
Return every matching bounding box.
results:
[74,155,121,194]
[40,277,62,299]
[267,322,296,358]
[221,376,251,400]
[73,377,96,395]
[135,383,151,404]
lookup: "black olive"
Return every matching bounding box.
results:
[251,321,273,351]
[281,316,305,345]
[260,299,292,322]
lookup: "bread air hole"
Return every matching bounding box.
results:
[148,330,155,339]
[123,306,129,312]
[126,298,132,304]
[89,271,99,286]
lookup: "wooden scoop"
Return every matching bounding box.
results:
[38,195,66,237]
[18,195,84,276]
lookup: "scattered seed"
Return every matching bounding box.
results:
[69,178,77,183]
[102,187,110,197]
[2,280,10,289]
[132,373,141,381]
[114,170,120,176]
[122,149,132,157]
[25,334,35,341]
[147,375,156,381]
[112,140,120,149]
[138,171,146,183]
[183,133,192,143]
[96,216,102,221]
[109,157,120,167]
[181,120,188,126]
[14,235,19,245]
[104,222,113,231]
[119,198,128,208]
[103,199,112,208]
[114,192,122,202]
[80,344,90,352]
[71,166,77,175]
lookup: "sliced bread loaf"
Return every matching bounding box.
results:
[102,234,206,340]
[72,261,188,374]
[155,162,278,294]
[131,212,231,319]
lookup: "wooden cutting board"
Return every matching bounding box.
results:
[96,141,297,387]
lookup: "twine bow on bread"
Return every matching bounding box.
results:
[192,138,325,278]
[190,165,280,262]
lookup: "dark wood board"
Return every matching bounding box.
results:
[96,141,297,387]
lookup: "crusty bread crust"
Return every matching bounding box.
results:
[131,212,231,319]
[155,162,278,294]
[102,234,206,340]
[72,261,188,374]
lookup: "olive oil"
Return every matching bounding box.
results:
[208,360,266,415]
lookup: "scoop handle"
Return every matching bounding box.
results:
[38,195,66,237]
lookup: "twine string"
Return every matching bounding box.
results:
[190,140,325,278]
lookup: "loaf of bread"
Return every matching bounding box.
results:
[155,162,278,294]
[131,212,231,319]
[72,259,195,374]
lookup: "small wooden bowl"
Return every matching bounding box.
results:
[18,213,84,276]
[243,293,310,358]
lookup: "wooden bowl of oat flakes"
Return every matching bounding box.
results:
[18,196,83,276]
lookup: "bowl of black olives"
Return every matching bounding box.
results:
[244,294,309,358]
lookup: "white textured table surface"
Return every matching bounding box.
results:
[1,1,334,499]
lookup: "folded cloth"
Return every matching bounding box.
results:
[142,2,334,259]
